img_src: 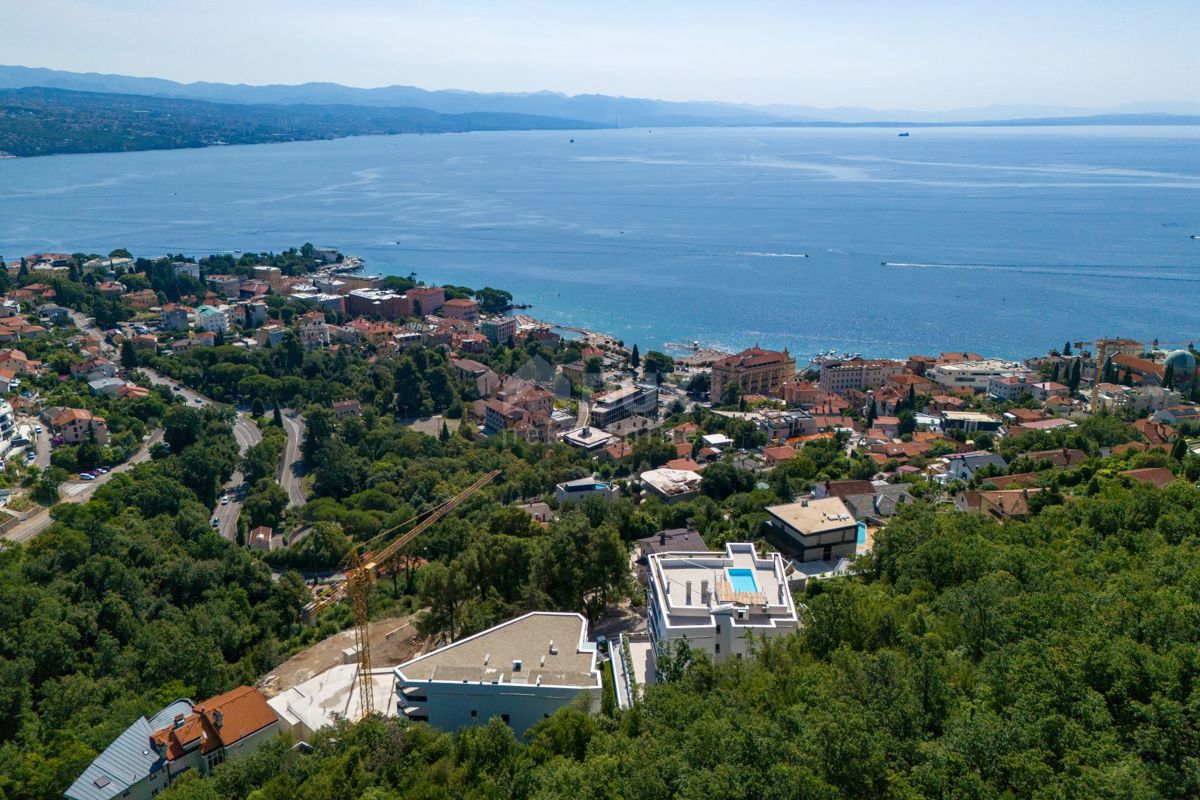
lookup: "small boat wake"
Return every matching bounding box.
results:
[736,251,808,258]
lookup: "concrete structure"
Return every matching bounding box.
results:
[205,274,242,297]
[268,665,398,743]
[50,407,109,445]
[194,305,230,334]
[987,374,1035,402]
[554,478,617,504]
[66,688,278,800]
[590,384,659,428]
[765,497,859,564]
[407,286,446,316]
[347,289,412,320]
[172,261,200,279]
[645,543,799,663]
[160,304,191,332]
[452,358,500,398]
[939,450,1007,482]
[940,410,1004,433]
[931,359,1029,391]
[394,612,601,736]
[711,347,796,400]
[442,297,480,322]
[561,426,617,452]
[480,316,517,345]
[640,468,703,503]
[818,359,906,394]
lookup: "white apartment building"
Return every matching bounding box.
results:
[645,543,799,663]
[931,359,1026,391]
[394,612,601,736]
[986,374,1035,402]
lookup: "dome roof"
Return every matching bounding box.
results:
[1165,349,1197,372]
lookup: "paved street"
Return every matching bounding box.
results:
[3,429,163,544]
[280,410,306,507]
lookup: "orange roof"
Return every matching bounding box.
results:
[763,445,796,461]
[1122,468,1178,489]
[153,686,277,759]
[665,457,704,472]
[714,346,792,369]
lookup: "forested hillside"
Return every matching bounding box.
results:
[0,87,597,157]
[149,480,1200,799]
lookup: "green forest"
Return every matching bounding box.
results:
[155,479,1200,800]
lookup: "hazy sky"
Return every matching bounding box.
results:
[7,0,1198,109]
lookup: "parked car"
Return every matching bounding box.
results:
[221,496,229,505]
[79,473,96,481]
[211,518,220,528]
[96,466,110,474]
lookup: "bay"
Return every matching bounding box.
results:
[2,125,1198,359]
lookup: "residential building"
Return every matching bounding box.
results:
[249,526,275,552]
[194,305,230,334]
[940,410,1004,433]
[1021,448,1088,468]
[1108,353,1164,385]
[36,303,70,324]
[635,526,708,565]
[480,316,517,345]
[407,286,446,315]
[782,379,820,406]
[332,399,362,419]
[65,687,279,800]
[640,468,704,504]
[645,542,799,662]
[939,450,1007,481]
[252,265,283,288]
[554,478,618,503]
[711,347,796,400]
[256,324,287,348]
[765,497,859,563]
[298,312,330,349]
[561,426,618,452]
[1095,338,1143,358]
[172,261,201,279]
[160,303,191,331]
[452,358,500,397]
[1122,467,1179,489]
[125,289,159,310]
[347,289,412,320]
[987,374,1035,402]
[755,409,816,443]
[604,415,657,439]
[394,612,601,736]
[50,408,110,445]
[442,297,480,322]
[591,384,659,428]
[1031,381,1070,401]
[1154,406,1200,425]
[206,274,242,297]
[818,359,906,395]
[88,377,127,396]
[930,359,1027,391]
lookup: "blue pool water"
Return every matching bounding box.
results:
[857,522,868,546]
[728,568,759,593]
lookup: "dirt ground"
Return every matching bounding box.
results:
[258,612,428,698]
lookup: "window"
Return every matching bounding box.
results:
[715,623,721,634]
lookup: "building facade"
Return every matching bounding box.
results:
[711,347,796,400]
[646,543,799,662]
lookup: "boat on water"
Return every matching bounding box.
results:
[898,132,910,137]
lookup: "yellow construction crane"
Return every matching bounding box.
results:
[307,469,501,719]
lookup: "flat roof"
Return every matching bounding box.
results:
[765,497,857,534]
[648,543,797,629]
[395,612,598,689]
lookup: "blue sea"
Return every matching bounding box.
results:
[1,126,1198,359]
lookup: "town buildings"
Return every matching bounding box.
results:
[590,384,659,428]
[394,612,602,736]
[49,407,110,445]
[765,497,859,564]
[65,687,279,800]
[442,298,480,322]
[819,359,906,395]
[711,346,796,400]
[645,542,799,662]
[930,359,1027,391]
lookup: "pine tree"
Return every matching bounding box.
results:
[630,344,640,369]
[440,421,451,442]
[272,398,283,427]
[1064,341,1072,356]
[908,384,916,409]
[1171,437,1188,462]
[1051,362,1060,382]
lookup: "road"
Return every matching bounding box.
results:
[3,430,163,544]
[280,411,306,507]
[577,398,590,428]
[141,367,262,541]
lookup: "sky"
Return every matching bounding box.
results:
[6,0,1199,110]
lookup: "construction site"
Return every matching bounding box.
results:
[257,470,502,735]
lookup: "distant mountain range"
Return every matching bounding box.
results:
[5,64,1199,126]
[0,87,597,157]
[1,65,1197,158]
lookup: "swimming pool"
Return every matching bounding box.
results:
[727,568,759,593]
[857,522,867,546]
